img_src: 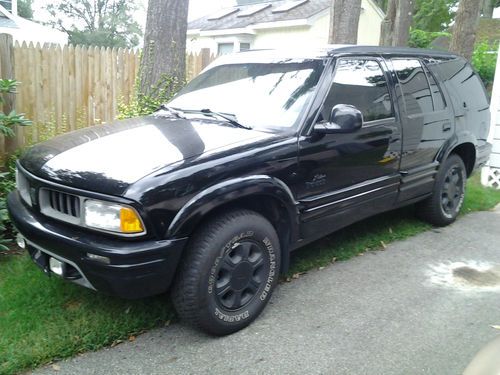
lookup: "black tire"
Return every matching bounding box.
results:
[171,209,281,336]
[416,154,467,226]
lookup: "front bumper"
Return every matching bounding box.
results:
[8,191,188,299]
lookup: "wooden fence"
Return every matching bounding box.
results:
[0,34,215,158]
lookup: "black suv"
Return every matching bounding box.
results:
[8,46,491,335]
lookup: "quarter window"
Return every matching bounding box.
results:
[321,59,393,122]
[392,59,433,115]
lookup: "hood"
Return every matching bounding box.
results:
[21,115,272,195]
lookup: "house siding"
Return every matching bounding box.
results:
[481,44,500,188]
[187,0,383,55]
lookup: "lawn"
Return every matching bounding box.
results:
[1,174,500,374]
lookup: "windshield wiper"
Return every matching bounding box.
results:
[177,108,252,130]
[156,104,187,119]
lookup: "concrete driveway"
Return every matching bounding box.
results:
[33,207,500,375]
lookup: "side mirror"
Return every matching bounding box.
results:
[314,104,363,134]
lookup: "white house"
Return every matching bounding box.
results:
[187,0,384,55]
[0,0,67,45]
[481,44,500,189]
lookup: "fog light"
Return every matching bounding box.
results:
[49,257,64,276]
[16,234,26,249]
[87,253,110,264]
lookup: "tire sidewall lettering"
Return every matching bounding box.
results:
[207,231,277,323]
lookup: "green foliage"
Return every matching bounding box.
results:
[0,156,17,252]
[46,0,142,48]
[17,0,33,20]
[118,74,184,119]
[471,41,499,87]
[0,79,32,137]
[408,29,451,48]
[413,0,457,32]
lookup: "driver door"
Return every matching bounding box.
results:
[296,57,402,240]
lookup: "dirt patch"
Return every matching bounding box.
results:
[453,266,500,287]
[428,261,500,292]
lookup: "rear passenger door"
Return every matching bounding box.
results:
[390,58,454,201]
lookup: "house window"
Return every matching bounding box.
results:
[0,0,12,12]
[240,43,251,51]
[218,43,234,55]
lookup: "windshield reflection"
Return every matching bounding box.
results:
[168,61,324,131]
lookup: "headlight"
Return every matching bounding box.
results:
[16,167,32,206]
[83,199,145,235]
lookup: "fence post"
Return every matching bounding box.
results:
[201,48,211,70]
[0,33,18,157]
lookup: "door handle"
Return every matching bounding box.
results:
[442,122,452,132]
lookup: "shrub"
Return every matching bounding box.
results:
[471,41,498,88]
[118,74,184,119]
[0,79,32,137]
[0,158,16,251]
[409,29,450,49]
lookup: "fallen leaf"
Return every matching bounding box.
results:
[380,241,387,250]
[318,266,325,270]
[111,339,123,347]
[128,335,136,342]
[52,364,60,371]
[285,277,291,282]
[331,257,337,263]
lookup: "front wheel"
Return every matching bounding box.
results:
[172,209,281,335]
[416,154,467,226]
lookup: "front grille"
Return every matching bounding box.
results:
[47,190,81,218]
[39,189,82,224]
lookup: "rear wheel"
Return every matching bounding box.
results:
[416,154,467,226]
[172,209,280,335]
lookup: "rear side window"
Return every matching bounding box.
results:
[321,59,393,122]
[392,59,433,115]
[424,65,446,111]
[433,57,489,110]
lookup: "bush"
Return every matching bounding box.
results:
[0,79,32,137]
[118,74,183,119]
[0,155,18,251]
[409,29,450,48]
[471,41,498,88]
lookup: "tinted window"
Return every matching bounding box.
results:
[321,59,393,122]
[433,57,489,109]
[392,59,433,115]
[424,65,446,111]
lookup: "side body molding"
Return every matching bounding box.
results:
[167,175,300,239]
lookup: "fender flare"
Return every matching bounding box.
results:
[435,131,477,165]
[167,175,299,251]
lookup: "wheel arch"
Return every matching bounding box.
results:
[167,175,299,273]
[438,140,476,177]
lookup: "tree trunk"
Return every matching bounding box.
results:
[328,0,362,44]
[139,0,189,97]
[481,0,494,18]
[392,0,414,46]
[379,0,396,46]
[379,0,413,47]
[449,0,482,60]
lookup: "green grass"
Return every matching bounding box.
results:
[1,174,500,374]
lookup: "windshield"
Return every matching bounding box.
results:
[168,60,325,131]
